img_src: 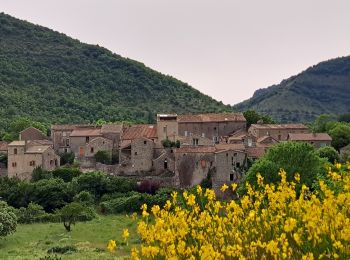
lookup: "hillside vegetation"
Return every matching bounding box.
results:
[0,13,229,135]
[234,56,350,122]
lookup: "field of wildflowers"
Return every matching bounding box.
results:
[109,163,350,259]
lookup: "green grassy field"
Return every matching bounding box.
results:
[0,215,138,260]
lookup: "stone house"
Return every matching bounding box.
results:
[248,124,310,141]
[0,141,8,155]
[7,141,60,180]
[212,149,246,198]
[287,133,332,148]
[83,137,113,167]
[153,149,176,175]
[177,134,214,147]
[69,127,102,158]
[19,127,48,141]
[51,124,88,154]
[175,146,216,187]
[156,114,178,142]
[174,145,246,193]
[177,113,247,143]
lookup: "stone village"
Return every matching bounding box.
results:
[0,112,332,196]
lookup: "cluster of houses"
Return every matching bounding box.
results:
[0,112,334,195]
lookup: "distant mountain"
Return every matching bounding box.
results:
[0,13,230,134]
[234,56,350,122]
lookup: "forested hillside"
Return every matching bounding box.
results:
[0,13,229,136]
[234,56,350,122]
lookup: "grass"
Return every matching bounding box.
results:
[0,214,138,260]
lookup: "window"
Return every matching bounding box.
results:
[135,152,137,155]
[14,148,17,155]
[230,173,234,181]
[90,147,94,153]
[64,148,68,153]
[12,162,17,167]
[170,149,173,153]
[193,138,199,146]
[236,162,240,168]
[65,138,70,146]
[234,153,237,157]
[210,161,213,167]
[29,161,36,167]
[214,127,217,131]
[231,157,234,165]
[144,140,147,145]
[164,159,168,169]
[50,160,53,165]
[86,136,90,143]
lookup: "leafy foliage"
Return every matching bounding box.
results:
[0,201,17,238]
[0,13,229,138]
[238,142,328,195]
[317,146,340,163]
[94,150,112,165]
[243,110,275,127]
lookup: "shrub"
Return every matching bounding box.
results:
[118,166,350,259]
[238,141,328,195]
[137,179,160,194]
[95,150,112,165]
[47,245,77,254]
[31,167,52,182]
[0,201,17,238]
[59,152,75,165]
[52,167,82,182]
[317,146,340,163]
[73,191,95,206]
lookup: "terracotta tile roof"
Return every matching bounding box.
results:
[215,143,245,151]
[25,145,50,154]
[8,141,26,146]
[51,124,89,131]
[101,124,123,134]
[178,113,246,123]
[246,147,267,158]
[229,129,248,138]
[27,140,53,147]
[250,124,308,130]
[122,124,157,140]
[0,141,8,151]
[288,133,332,141]
[120,140,131,149]
[256,136,279,144]
[175,146,217,154]
[70,127,102,137]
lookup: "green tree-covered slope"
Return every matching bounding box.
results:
[0,13,229,135]
[234,57,350,123]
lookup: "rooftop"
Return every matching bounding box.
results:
[101,124,123,134]
[250,124,308,130]
[8,141,26,146]
[175,146,217,154]
[25,145,50,154]
[70,127,102,137]
[178,113,246,123]
[122,124,157,140]
[215,143,246,151]
[246,147,267,158]
[51,124,89,131]
[288,133,332,141]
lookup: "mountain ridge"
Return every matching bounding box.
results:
[0,12,230,135]
[234,56,350,122]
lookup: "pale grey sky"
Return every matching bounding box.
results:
[2,0,350,105]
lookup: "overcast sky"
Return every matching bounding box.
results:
[2,0,350,105]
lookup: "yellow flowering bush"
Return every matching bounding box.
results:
[110,163,350,259]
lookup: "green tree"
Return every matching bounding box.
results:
[94,150,112,164]
[317,146,340,163]
[312,114,337,132]
[243,110,275,128]
[58,202,88,232]
[238,142,327,195]
[329,124,350,151]
[0,201,17,238]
